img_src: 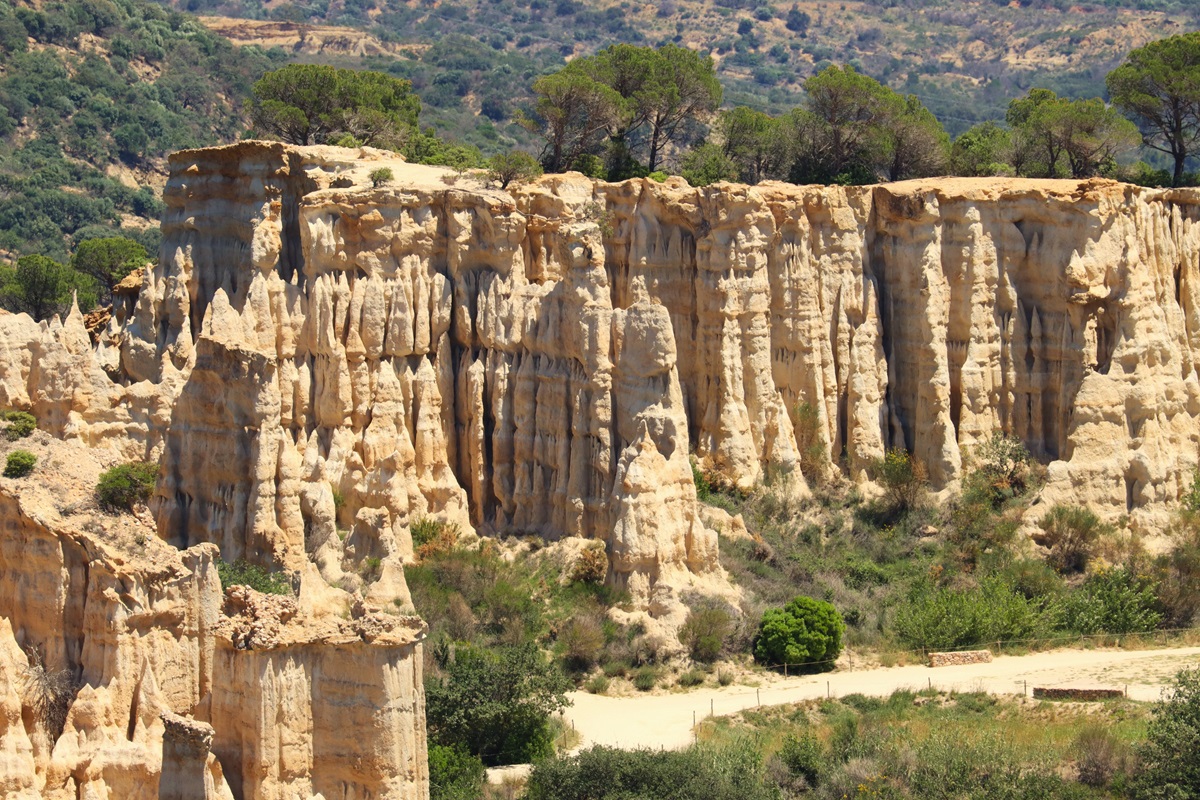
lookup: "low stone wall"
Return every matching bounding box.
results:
[928,650,993,667]
[1032,687,1125,701]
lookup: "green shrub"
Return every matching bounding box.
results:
[1134,667,1200,799]
[872,449,927,514]
[692,458,713,502]
[369,167,394,187]
[3,450,34,478]
[777,731,823,787]
[633,666,658,691]
[677,669,705,687]
[1063,567,1162,635]
[678,604,734,663]
[95,461,157,511]
[717,669,734,686]
[585,674,610,694]
[428,743,486,800]
[753,595,844,670]
[487,151,542,189]
[411,517,443,548]
[526,743,780,800]
[794,402,827,482]
[216,558,292,595]
[647,170,668,182]
[559,615,605,671]
[362,556,383,580]
[1035,505,1110,573]
[425,643,572,767]
[894,578,1055,651]
[968,433,1034,508]
[1183,468,1200,514]
[2,411,35,440]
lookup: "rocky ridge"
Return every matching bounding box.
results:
[1,142,1200,796]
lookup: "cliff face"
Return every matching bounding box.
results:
[2,141,1200,795]
[111,144,1200,546]
[0,434,427,799]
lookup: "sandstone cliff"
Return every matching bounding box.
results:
[0,432,428,799]
[3,141,1200,796]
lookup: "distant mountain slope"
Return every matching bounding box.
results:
[0,0,285,260]
[175,0,1198,142]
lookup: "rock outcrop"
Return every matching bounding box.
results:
[0,433,427,799]
[3,141,1200,795]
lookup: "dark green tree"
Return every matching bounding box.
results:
[753,595,844,670]
[639,45,722,172]
[680,143,739,187]
[800,65,894,183]
[1007,89,1139,179]
[529,44,720,175]
[250,65,420,147]
[951,121,1013,176]
[717,106,789,183]
[878,94,950,181]
[526,70,622,173]
[70,236,147,299]
[1108,32,1200,187]
[0,254,96,321]
[425,643,571,766]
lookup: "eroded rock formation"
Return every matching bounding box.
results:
[0,433,427,799]
[2,141,1200,795]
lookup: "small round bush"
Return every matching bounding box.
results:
[96,462,158,511]
[633,666,657,691]
[3,411,36,440]
[4,450,36,478]
[753,595,844,670]
[369,167,394,188]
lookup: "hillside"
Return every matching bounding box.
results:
[0,0,285,260]
[177,0,1200,146]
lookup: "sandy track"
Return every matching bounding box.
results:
[562,646,1200,751]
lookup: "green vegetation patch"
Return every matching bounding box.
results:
[95,461,157,512]
[215,557,292,595]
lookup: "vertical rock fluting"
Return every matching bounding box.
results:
[0,436,430,799]
[8,142,1193,585]
[1,142,1200,796]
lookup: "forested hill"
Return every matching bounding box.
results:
[176,0,1198,145]
[0,0,285,261]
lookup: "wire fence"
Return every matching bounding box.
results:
[757,624,1200,675]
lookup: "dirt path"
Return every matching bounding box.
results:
[561,646,1200,752]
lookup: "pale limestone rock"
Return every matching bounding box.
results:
[0,434,428,799]
[4,141,1200,794]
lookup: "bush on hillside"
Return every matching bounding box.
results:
[526,743,780,800]
[95,461,157,511]
[2,410,36,440]
[1062,567,1162,635]
[215,558,292,596]
[1035,504,1110,573]
[425,643,571,766]
[753,595,844,670]
[894,577,1055,651]
[873,449,927,514]
[3,450,35,478]
[678,602,735,663]
[428,743,485,800]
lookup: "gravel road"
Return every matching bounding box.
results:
[561,645,1200,751]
